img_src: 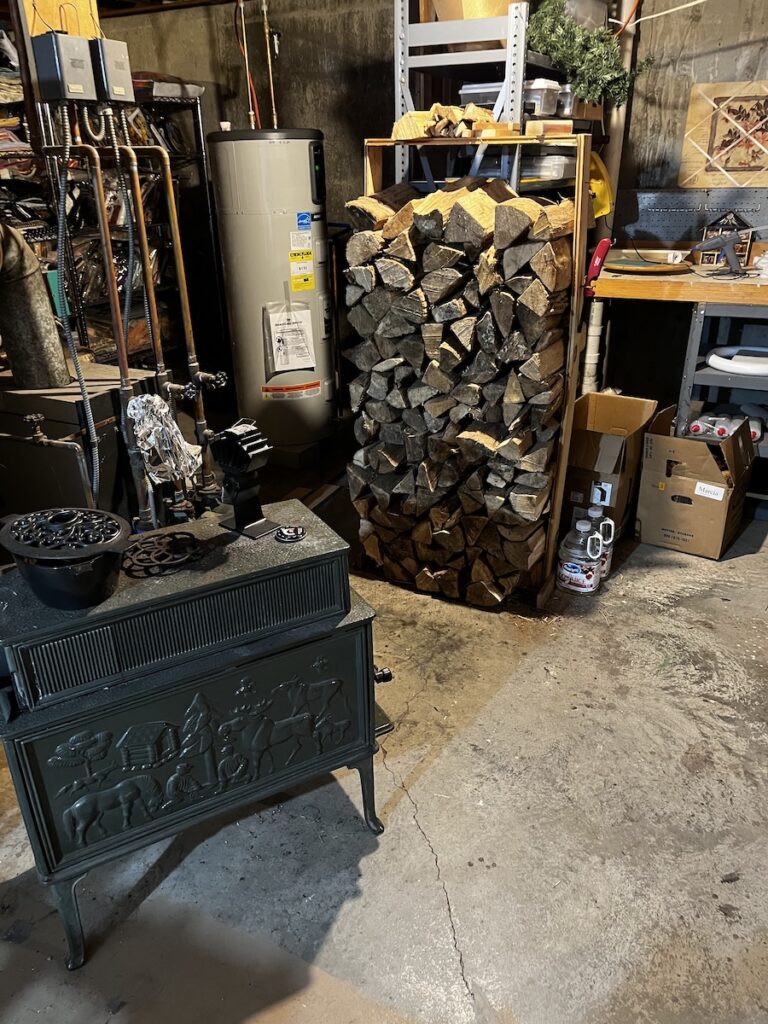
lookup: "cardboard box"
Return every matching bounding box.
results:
[636,407,754,559]
[564,392,658,535]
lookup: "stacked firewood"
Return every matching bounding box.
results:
[391,103,508,141]
[343,178,574,607]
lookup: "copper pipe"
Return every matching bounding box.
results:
[117,146,166,376]
[43,143,156,529]
[46,144,129,383]
[133,144,217,491]
[262,1,278,129]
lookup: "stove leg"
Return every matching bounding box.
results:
[355,756,384,835]
[51,875,86,970]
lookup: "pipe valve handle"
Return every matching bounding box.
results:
[373,665,393,684]
[203,370,229,391]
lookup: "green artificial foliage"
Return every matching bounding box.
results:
[528,0,653,107]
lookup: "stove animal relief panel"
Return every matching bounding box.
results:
[636,407,755,559]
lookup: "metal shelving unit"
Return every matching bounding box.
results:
[393,1,529,186]
[677,302,768,488]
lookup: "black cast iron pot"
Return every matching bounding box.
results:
[0,508,132,610]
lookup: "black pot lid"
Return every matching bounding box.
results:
[0,509,132,561]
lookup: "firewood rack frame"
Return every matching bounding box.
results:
[361,132,591,607]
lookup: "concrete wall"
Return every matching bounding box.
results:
[106,0,395,219]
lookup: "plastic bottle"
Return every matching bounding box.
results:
[556,521,603,595]
[586,505,615,578]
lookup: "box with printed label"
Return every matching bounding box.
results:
[636,406,755,559]
[563,392,658,536]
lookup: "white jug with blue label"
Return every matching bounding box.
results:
[556,521,603,595]
[587,505,615,578]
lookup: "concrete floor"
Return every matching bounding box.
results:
[2,524,768,1024]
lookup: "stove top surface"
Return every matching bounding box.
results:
[0,500,348,640]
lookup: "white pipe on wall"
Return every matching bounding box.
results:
[582,299,606,394]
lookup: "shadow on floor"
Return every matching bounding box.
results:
[0,775,381,1023]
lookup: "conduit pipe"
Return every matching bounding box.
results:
[581,299,605,394]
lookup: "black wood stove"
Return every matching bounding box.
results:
[0,500,386,969]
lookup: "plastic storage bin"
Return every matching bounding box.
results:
[523,78,560,116]
[458,81,502,110]
[520,154,578,182]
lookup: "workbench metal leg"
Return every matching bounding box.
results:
[51,875,86,970]
[354,756,384,835]
[677,302,709,436]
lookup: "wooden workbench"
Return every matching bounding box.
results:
[594,268,768,306]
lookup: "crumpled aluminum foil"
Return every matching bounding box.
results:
[126,394,201,484]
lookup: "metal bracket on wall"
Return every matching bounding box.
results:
[393,1,528,188]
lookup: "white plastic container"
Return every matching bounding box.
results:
[586,505,615,578]
[556,521,603,595]
[557,84,574,117]
[524,78,560,117]
[520,154,578,181]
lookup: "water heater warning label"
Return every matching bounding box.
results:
[289,248,315,292]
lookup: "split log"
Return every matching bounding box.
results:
[387,228,419,263]
[346,284,364,306]
[489,290,516,337]
[376,257,415,291]
[502,241,544,281]
[346,183,419,231]
[413,178,479,239]
[423,242,464,273]
[531,199,575,241]
[494,197,543,249]
[433,297,467,323]
[346,264,377,292]
[519,341,565,383]
[421,323,443,360]
[362,287,395,321]
[463,277,481,309]
[475,245,502,295]
[392,288,428,324]
[391,336,422,373]
[508,482,552,522]
[530,238,572,293]
[444,190,499,251]
[347,304,376,338]
[476,310,497,354]
[382,199,419,240]
[344,338,380,370]
[450,315,476,352]
[421,267,466,305]
[423,360,456,394]
[346,230,383,267]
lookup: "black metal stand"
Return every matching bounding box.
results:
[353,754,384,835]
[51,875,85,971]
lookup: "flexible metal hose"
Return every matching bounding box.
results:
[57,104,100,501]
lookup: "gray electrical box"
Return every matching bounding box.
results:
[89,38,134,103]
[32,32,97,102]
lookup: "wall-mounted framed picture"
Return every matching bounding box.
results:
[679,81,768,189]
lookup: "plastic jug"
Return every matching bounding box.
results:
[587,505,615,578]
[556,521,603,595]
